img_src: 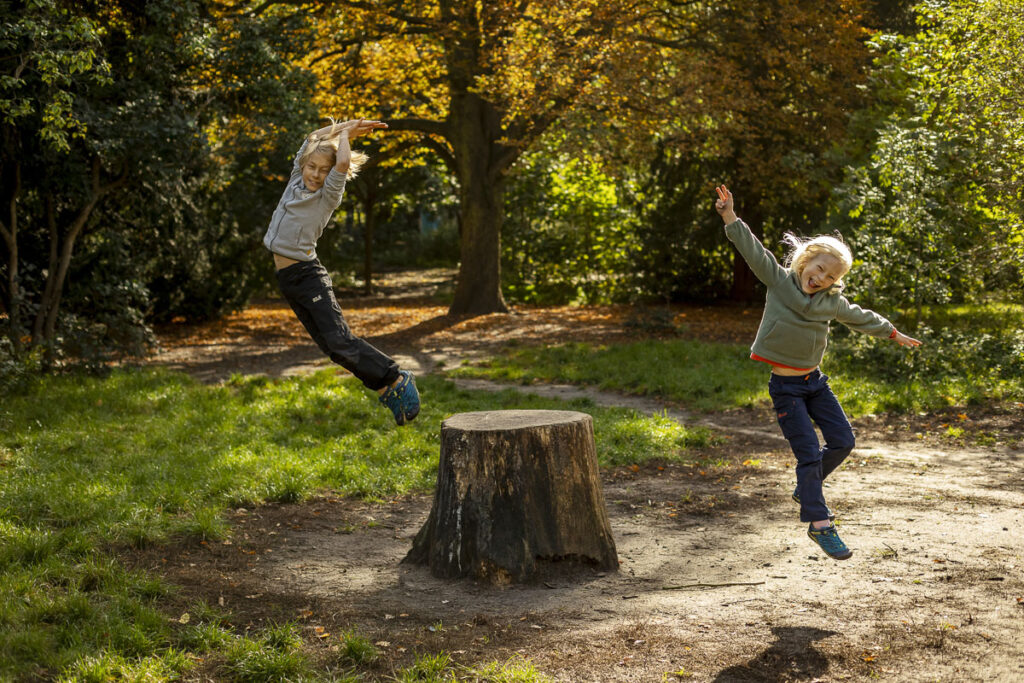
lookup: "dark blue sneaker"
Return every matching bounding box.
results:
[807,523,853,560]
[792,487,835,522]
[378,370,420,426]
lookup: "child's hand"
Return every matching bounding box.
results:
[715,185,738,224]
[338,118,388,139]
[893,331,921,348]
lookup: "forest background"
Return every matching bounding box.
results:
[2,1,1024,681]
[1,0,1022,380]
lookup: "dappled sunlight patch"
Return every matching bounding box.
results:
[596,411,715,467]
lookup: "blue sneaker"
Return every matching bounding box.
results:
[807,523,853,560]
[378,370,420,426]
[792,487,835,522]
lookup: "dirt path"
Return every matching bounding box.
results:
[138,290,1024,682]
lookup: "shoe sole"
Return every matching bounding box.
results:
[807,529,853,560]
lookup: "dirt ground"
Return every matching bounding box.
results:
[139,271,1024,682]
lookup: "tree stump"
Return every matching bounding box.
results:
[404,410,618,583]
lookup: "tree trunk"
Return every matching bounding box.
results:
[447,92,511,315]
[33,158,124,348]
[36,189,100,345]
[731,206,762,302]
[404,410,619,584]
[361,186,377,295]
[730,249,757,302]
[0,161,21,353]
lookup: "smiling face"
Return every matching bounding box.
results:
[799,253,847,295]
[301,151,334,191]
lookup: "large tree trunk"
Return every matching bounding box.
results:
[405,410,619,584]
[447,92,511,315]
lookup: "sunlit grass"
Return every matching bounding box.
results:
[450,320,1024,416]
[451,339,768,412]
[0,368,710,679]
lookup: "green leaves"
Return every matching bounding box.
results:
[0,1,109,152]
[830,0,1024,313]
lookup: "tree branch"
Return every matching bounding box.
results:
[385,117,451,139]
[307,26,436,66]
[419,136,456,172]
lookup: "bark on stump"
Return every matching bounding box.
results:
[404,410,618,583]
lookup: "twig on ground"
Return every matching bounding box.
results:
[721,598,760,606]
[661,581,766,590]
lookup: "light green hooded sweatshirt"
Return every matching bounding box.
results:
[724,219,894,370]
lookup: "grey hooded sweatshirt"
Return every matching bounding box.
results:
[263,140,348,262]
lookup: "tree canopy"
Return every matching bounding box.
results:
[1,0,1020,365]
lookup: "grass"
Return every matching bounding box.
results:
[0,368,712,680]
[449,307,1024,416]
[450,339,768,413]
[393,653,552,682]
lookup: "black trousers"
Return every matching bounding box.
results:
[276,259,400,391]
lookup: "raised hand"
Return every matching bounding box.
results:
[337,118,388,139]
[715,185,737,224]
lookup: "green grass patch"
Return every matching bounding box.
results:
[451,314,1024,416]
[451,339,768,412]
[393,652,552,682]
[0,368,710,679]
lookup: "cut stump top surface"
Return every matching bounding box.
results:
[442,410,591,432]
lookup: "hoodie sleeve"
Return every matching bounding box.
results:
[835,296,895,338]
[321,167,348,206]
[290,139,309,181]
[723,219,788,287]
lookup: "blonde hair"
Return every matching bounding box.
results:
[300,120,368,179]
[782,232,853,293]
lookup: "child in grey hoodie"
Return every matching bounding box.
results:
[264,119,420,425]
[714,184,920,559]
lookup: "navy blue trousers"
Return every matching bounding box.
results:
[276,259,400,391]
[768,370,854,522]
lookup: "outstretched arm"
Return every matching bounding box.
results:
[317,119,388,175]
[714,184,787,286]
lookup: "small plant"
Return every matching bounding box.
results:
[224,624,310,683]
[338,629,378,664]
[395,652,452,682]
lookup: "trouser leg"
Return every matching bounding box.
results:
[770,378,830,523]
[807,373,855,481]
[277,260,400,390]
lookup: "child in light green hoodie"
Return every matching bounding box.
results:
[714,185,920,560]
